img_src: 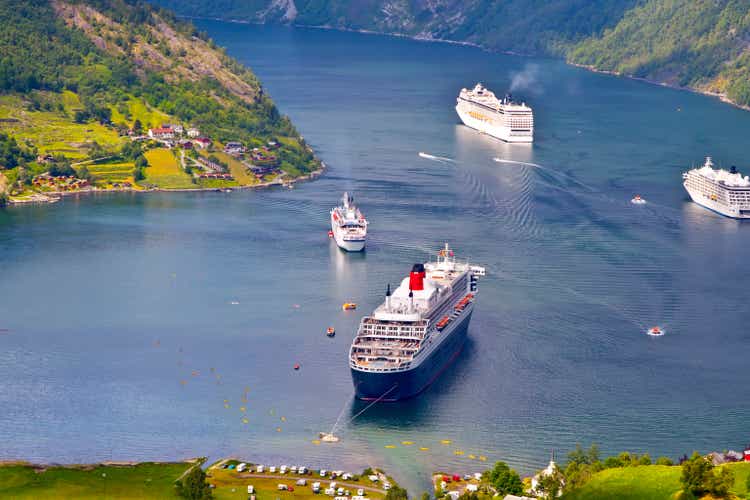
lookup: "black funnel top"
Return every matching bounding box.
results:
[386,283,391,297]
[411,263,425,274]
[731,165,737,174]
[408,290,413,298]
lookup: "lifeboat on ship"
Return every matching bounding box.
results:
[436,316,451,331]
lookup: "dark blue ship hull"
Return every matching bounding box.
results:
[351,310,473,401]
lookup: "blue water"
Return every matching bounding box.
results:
[2,22,750,492]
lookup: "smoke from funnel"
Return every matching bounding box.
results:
[509,63,542,95]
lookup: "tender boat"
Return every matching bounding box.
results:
[342,303,357,311]
[326,327,336,337]
[631,194,647,205]
[647,326,664,336]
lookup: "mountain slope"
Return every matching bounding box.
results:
[154,0,637,55]
[0,0,318,199]
[568,0,750,107]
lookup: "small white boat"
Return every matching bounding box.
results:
[631,194,647,205]
[647,326,664,337]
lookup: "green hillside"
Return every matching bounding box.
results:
[568,0,750,108]
[0,0,319,201]
[561,461,750,500]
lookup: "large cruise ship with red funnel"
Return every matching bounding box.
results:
[349,244,485,401]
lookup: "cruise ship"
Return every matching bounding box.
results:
[683,157,750,219]
[456,83,533,143]
[330,192,368,251]
[349,244,485,401]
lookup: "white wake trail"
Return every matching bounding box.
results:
[419,152,455,163]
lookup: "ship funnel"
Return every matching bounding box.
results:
[408,290,414,313]
[385,283,392,311]
[409,263,425,291]
[731,165,737,174]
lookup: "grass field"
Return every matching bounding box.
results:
[562,462,750,500]
[143,148,194,189]
[109,98,172,130]
[0,461,193,499]
[0,94,124,159]
[204,151,258,186]
[79,162,135,186]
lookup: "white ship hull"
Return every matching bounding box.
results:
[331,215,366,251]
[684,183,750,219]
[455,104,533,143]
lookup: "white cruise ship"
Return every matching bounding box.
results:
[456,83,533,143]
[330,192,368,251]
[683,157,750,219]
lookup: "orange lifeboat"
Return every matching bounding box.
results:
[342,303,357,311]
[436,316,451,330]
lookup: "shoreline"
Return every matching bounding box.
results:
[567,62,750,113]
[191,15,749,113]
[6,163,325,206]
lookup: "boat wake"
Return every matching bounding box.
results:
[419,152,455,163]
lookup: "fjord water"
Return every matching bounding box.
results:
[2,22,750,491]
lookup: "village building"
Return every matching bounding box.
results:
[530,456,564,498]
[148,127,175,140]
[224,141,246,155]
[187,127,201,138]
[173,124,184,135]
[193,137,211,149]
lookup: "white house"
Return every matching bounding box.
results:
[530,458,564,498]
[148,127,175,140]
[187,127,201,138]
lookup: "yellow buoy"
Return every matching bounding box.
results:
[240,406,246,412]
[384,445,396,449]
[479,456,487,461]
[440,440,452,445]
[312,440,321,445]
[419,447,429,451]
[401,441,414,445]
[454,450,464,456]
[242,418,249,424]
[468,455,476,459]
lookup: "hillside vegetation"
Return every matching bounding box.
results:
[568,0,750,108]
[0,0,318,200]
[561,461,750,500]
[152,0,750,108]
